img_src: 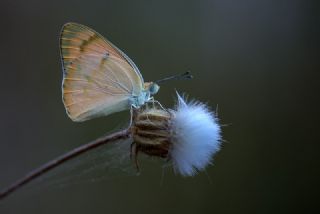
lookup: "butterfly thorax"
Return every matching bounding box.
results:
[130,91,149,108]
[130,82,160,108]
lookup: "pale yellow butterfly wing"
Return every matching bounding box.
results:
[60,23,144,122]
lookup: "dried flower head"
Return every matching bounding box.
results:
[131,93,222,176]
[0,93,222,199]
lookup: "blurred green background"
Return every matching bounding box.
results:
[0,0,319,213]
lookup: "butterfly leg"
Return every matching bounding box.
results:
[152,99,168,112]
[129,106,134,127]
[150,97,156,109]
[147,97,166,111]
[155,100,165,110]
[130,105,142,127]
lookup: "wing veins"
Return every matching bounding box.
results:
[109,59,134,93]
[75,57,131,93]
[85,75,130,95]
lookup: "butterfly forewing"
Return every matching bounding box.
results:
[60,23,144,121]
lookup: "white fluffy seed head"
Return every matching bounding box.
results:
[169,93,222,176]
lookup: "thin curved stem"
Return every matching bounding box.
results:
[0,129,131,200]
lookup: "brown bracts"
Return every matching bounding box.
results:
[131,106,172,169]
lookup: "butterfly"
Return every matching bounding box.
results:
[60,22,160,122]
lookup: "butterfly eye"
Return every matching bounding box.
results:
[149,83,160,95]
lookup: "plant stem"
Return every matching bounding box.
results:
[0,129,131,200]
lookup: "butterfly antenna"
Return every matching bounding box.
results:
[155,71,193,84]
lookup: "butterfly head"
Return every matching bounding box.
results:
[144,82,160,95]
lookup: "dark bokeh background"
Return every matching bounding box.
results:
[0,0,319,213]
